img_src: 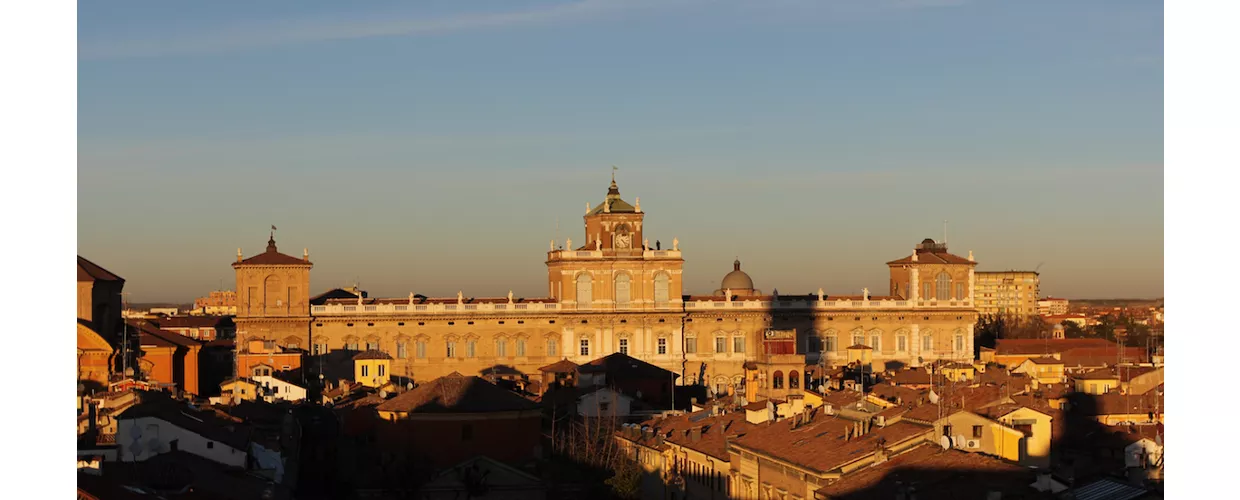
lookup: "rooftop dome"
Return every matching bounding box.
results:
[721,259,755,291]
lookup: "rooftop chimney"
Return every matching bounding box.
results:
[690,427,702,443]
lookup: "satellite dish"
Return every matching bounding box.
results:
[939,435,951,450]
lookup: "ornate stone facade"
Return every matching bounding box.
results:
[232,177,980,391]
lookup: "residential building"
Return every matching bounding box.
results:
[236,339,303,380]
[374,373,543,468]
[150,315,235,341]
[130,320,203,395]
[974,271,1040,319]
[353,349,393,388]
[576,386,635,419]
[115,395,251,467]
[1012,357,1066,385]
[1038,297,1070,316]
[193,290,238,316]
[230,176,981,390]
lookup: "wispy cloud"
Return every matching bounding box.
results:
[80,0,974,60]
[80,0,684,60]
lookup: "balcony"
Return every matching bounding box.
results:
[312,302,562,315]
[682,298,972,311]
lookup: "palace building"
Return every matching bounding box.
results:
[231,176,981,394]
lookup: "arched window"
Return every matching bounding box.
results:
[614,273,631,308]
[654,273,670,306]
[546,338,557,357]
[936,272,952,301]
[772,371,784,389]
[264,275,283,312]
[789,371,800,389]
[576,273,593,310]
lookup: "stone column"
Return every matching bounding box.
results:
[910,267,921,303]
[910,324,921,364]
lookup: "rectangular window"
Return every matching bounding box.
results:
[362,365,369,377]
[619,338,629,355]
[497,339,508,357]
[734,336,745,353]
[396,342,407,359]
[346,342,359,351]
[580,339,590,357]
[446,342,456,358]
[897,336,907,352]
[870,335,880,351]
[972,425,984,438]
[685,337,697,354]
[823,336,835,353]
[516,339,526,357]
[287,342,299,350]
[378,365,385,377]
[467,341,476,358]
[715,337,727,354]
[658,338,667,355]
[547,339,557,357]
[922,283,932,299]
[923,336,933,352]
[956,283,965,300]
[853,335,864,346]
[955,335,964,353]
[366,342,378,351]
[416,341,427,359]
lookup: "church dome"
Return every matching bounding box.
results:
[721,259,755,291]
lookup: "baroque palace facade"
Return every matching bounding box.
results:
[232,177,980,393]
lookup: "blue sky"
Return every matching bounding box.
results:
[78,0,1163,302]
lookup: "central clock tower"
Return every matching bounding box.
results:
[545,174,684,311]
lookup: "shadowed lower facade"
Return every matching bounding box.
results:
[231,176,982,390]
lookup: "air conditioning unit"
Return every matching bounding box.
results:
[966,439,980,449]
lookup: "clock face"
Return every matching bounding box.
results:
[615,233,632,249]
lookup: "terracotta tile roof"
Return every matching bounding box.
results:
[815,444,1033,500]
[885,250,975,266]
[375,373,539,414]
[1027,357,1063,365]
[902,385,1009,423]
[629,410,754,460]
[995,338,1115,356]
[1059,347,1148,368]
[868,383,926,406]
[577,352,677,380]
[117,395,250,450]
[234,238,310,267]
[1074,368,1122,380]
[538,359,580,373]
[128,320,203,349]
[78,256,124,282]
[352,349,392,361]
[151,315,233,329]
[888,370,945,387]
[732,414,932,474]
